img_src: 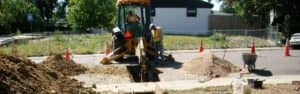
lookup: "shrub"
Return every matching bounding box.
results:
[210,33,227,41]
[53,31,65,42]
[16,29,22,35]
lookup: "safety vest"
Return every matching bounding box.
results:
[151,26,162,42]
[124,31,132,40]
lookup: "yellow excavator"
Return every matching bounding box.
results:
[100,0,174,82]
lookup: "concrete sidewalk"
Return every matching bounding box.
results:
[0,37,13,45]
[93,75,300,93]
[0,35,46,45]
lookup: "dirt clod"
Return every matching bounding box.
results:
[0,54,97,94]
[40,54,87,76]
[182,51,241,78]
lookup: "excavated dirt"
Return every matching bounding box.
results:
[0,54,97,94]
[87,65,130,78]
[182,51,241,78]
[73,65,132,86]
[40,55,87,76]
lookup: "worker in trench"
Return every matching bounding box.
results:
[151,24,164,64]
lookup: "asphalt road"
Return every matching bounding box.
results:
[171,49,300,76]
[30,48,300,76]
[214,49,300,76]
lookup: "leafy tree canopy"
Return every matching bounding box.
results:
[67,0,116,31]
[0,0,40,33]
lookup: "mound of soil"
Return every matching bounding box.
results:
[0,54,97,94]
[182,51,241,78]
[73,65,132,85]
[88,65,130,78]
[40,55,87,76]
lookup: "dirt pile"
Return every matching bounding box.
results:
[87,65,130,78]
[182,51,241,78]
[40,55,87,76]
[72,65,132,85]
[0,54,97,94]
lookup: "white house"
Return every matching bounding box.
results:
[151,0,213,35]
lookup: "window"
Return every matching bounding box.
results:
[151,8,156,16]
[187,8,197,17]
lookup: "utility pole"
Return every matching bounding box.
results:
[43,7,46,32]
[27,13,34,33]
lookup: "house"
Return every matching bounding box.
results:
[151,0,213,35]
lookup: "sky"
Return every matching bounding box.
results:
[203,0,223,11]
[58,0,65,3]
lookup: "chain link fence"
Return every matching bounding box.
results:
[0,31,111,57]
[210,27,281,49]
[0,27,282,57]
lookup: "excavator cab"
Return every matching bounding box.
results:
[112,0,152,50]
[102,0,156,64]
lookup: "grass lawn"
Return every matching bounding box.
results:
[164,35,221,50]
[0,33,277,57]
[0,34,112,57]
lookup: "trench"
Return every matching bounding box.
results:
[126,65,160,82]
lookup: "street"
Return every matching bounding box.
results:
[170,48,300,76]
[28,48,300,92]
[30,48,300,76]
[215,49,300,75]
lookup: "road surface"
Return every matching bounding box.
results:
[170,49,300,76]
[30,48,300,76]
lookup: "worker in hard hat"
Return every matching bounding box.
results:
[151,24,164,63]
[127,11,140,23]
[126,11,144,38]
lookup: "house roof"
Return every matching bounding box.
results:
[151,0,213,8]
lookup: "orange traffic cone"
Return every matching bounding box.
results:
[105,47,110,56]
[250,41,256,55]
[284,39,290,56]
[105,41,111,56]
[199,40,204,53]
[65,48,70,61]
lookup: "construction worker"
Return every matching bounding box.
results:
[150,24,164,63]
[127,11,140,23]
[126,11,144,38]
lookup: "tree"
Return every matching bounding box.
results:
[271,0,300,38]
[36,0,57,21]
[54,0,68,18]
[221,0,277,27]
[220,2,235,13]
[0,0,40,34]
[222,0,300,38]
[67,0,116,31]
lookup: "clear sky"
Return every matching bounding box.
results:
[203,0,223,11]
[58,0,65,3]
